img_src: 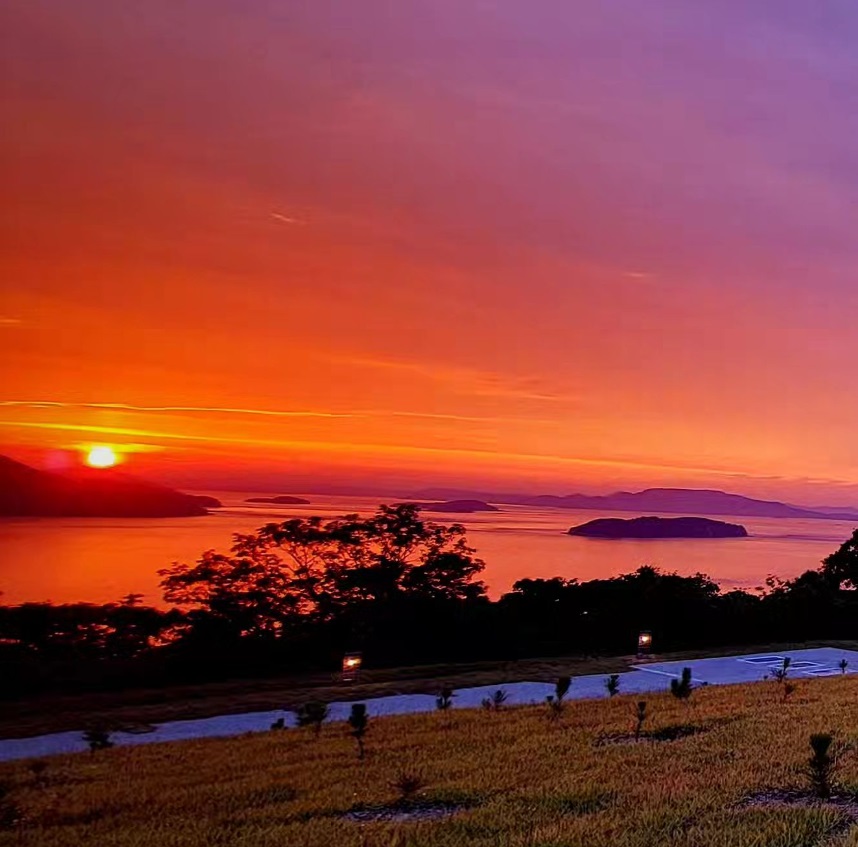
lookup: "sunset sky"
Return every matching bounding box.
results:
[4,1,858,501]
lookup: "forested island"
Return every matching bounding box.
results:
[569,516,748,538]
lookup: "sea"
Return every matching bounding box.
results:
[0,492,855,606]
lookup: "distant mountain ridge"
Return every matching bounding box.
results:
[410,486,858,521]
[0,454,209,517]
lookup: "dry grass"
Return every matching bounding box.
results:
[5,639,854,738]
[5,673,858,845]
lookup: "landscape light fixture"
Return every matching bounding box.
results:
[342,651,363,682]
[637,631,653,655]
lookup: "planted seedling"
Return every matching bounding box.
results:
[605,675,620,697]
[349,703,369,760]
[296,701,329,738]
[807,733,838,799]
[436,688,455,711]
[391,772,427,805]
[83,727,114,753]
[547,676,572,719]
[634,701,648,741]
[670,668,693,702]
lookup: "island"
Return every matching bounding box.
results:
[422,499,499,513]
[568,516,748,539]
[245,495,311,505]
[0,454,210,517]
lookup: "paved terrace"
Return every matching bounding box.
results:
[1,647,855,763]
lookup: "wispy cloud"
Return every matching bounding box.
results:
[0,400,550,426]
[0,317,22,326]
[335,356,575,403]
[0,418,770,478]
[0,401,355,419]
[271,212,306,225]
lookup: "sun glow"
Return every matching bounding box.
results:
[85,445,119,468]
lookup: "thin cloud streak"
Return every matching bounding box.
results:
[0,400,555,426]
[0,419,803,481]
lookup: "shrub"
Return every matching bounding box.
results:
[436,688,455,711]
[391,772,426,804]
[605,675,620,697]
[83,727,114,753]
[270,717,286,731]
[634,701,648,741]
[807,733,837,799]
[296,701,329,737]
[839,658,849,675]
[556,676,571,701]
[670,668,693,701]
[348,704,369,760]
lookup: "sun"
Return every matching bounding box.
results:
[85,445,119,468]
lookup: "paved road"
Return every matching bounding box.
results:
[1,647,855,762]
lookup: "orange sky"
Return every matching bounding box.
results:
[4,2,858,502]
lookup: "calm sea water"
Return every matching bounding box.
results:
[0,493,855,606]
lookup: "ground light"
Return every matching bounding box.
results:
[342,652,362,682]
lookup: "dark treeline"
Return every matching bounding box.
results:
[3,504,858,699]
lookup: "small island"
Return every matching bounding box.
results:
[245,495,311,505]
[422,499,499,513]
[568,515,748,539]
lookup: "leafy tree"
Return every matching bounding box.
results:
[821,529,858,589]
[158,504,486,640]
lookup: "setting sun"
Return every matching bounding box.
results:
[85,445,119,468]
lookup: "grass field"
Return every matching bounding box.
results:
[5,672,858,845]
[5,639,855,738]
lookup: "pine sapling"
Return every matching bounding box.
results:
[670,668,693,702]
[391,772,426,806]
[807,733,837,799]
[547,676,571,719]
[83,727,114,753]
[840,658,849,675]
[605,674,620,697]
[28,760,48,787]
[0,784,21,831]
[296,701,329,738]
[481,689,508,711]
[771,657,791,684]
[349,703,369,760]
[634,701,648,741]
[436,688,455,711]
